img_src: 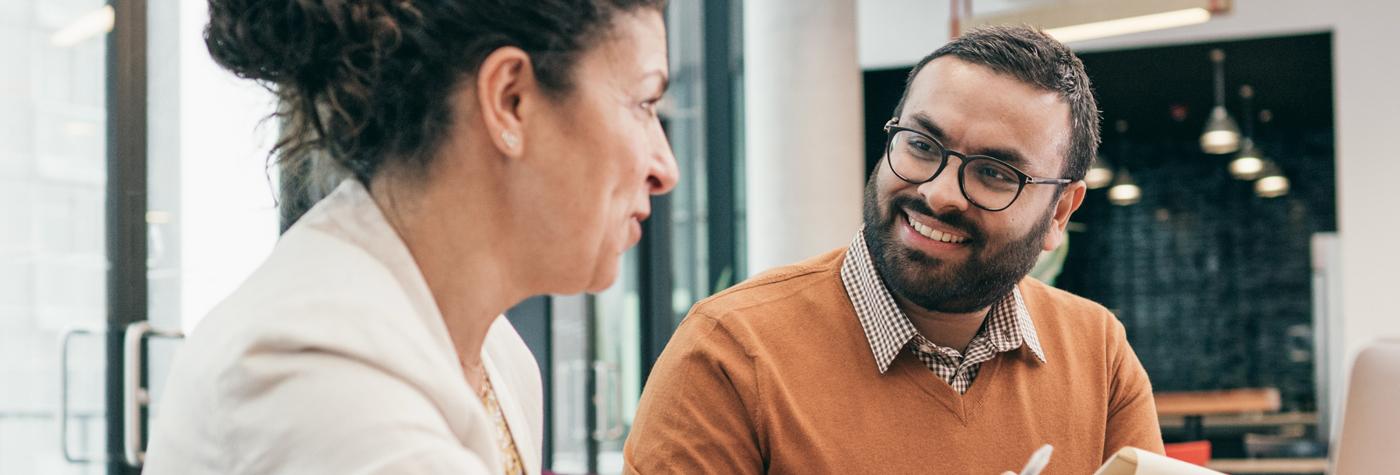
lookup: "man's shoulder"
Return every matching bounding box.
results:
[687,247,850,327]
[1018,277,1130,345]
[1019,277,1108,313]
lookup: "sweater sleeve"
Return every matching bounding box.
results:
[1103,317,1166,460]
[623,311,764,474]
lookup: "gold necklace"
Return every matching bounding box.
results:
[462,358,490,398]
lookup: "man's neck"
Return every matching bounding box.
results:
[893,294,990,354]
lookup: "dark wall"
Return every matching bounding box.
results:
[862,33,1336,411]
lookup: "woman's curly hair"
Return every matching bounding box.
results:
[204,0,666,184]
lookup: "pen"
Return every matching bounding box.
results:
[1019,444,1054,475]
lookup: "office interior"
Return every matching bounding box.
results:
[3,0,1398,474]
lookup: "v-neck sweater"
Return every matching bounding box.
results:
[624,248,1164,474]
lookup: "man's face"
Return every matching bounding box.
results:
[864,57,1085,314]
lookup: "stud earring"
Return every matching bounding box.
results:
[501,131,520,150]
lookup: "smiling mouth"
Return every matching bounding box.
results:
[905,212,969,244]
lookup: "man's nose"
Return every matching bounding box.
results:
[917,160,970,215]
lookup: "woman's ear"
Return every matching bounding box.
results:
[475,46,536,158]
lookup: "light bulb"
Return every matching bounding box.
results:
[1086,155,1115,189]
[1086,168,1115,189]
[1254,160,1289,198]
[1230,156,1264,179]
[1231,138,1265,180]
[1201,106,1241,154]
[1255,176,1289,198]
[1108,183,1141,205]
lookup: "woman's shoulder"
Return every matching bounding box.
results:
[148,229,484,469]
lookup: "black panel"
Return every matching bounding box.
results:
[107,0,148,472]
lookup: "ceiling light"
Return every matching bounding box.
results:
[962,0,1230,44]
[1254,161,1289,198]
[51,5,114,48]
[1228,85,1265,179]
[1230,153,1264,180]
[1201,49,1240,154]
[1108,169,1141,206]
[1045,8,1212,44]
[1086,154,1115,189]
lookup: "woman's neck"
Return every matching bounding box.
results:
[368,162,525,382]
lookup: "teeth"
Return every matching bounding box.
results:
[907,214,967,243]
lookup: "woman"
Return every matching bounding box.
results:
[144,0,676,473]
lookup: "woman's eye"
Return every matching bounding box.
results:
[641,98,662,115]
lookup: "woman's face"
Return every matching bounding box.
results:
[517,9,678,293]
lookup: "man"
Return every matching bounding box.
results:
[623,25,1163,474]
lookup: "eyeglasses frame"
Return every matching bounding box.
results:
[883,118,1073,212]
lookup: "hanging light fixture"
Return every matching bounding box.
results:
[1254,160,1290,198]
[1108,169,1141,205]
[1201,49,1241,154]
[1231,140,1265,179]
[1230,85,1265,179]
[1107,120,1139,205]
[1087,154,1115,189]
[1088,119,1129,189]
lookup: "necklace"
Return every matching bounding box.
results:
[462,358,489,397]
[461,357,527,475]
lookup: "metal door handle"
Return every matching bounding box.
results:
[123,321,184,467]
[59,325,104,464]
[592,362,625,441]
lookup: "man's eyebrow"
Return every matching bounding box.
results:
[908,112,1030,169]
[909,113,948,141]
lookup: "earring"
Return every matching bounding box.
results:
[501,131,520,150]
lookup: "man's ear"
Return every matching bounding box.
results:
[1043,181,1086,251]
[475,46,536,158]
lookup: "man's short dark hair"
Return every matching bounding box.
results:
[892,25,1099,182]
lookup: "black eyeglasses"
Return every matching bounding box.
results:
[883,118,1072,212]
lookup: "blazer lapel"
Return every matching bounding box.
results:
[483,344,539,475]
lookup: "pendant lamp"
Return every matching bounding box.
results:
[1201,49,1241,154]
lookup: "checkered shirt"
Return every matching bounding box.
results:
[839,230,1047,394]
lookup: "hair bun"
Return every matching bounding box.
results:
[203,0,409,86]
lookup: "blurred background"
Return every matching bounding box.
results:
[3,0,1397,474]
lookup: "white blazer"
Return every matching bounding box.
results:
[144,179,543,474]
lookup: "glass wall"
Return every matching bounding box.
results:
[1,1,110,473]
[1,1,277,472]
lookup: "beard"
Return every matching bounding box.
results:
[862,171,1053,314]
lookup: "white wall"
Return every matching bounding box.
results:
[174,0,280,333]
[745,0,865,272]
[146,0,279,334]
[859,0,1400,440]
[857,0,1054,69]
[857,0,951,69]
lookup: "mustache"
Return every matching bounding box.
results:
[886,194,984,242]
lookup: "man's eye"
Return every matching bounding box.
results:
[975,164,1017,184]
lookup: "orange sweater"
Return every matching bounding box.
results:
[624,248,1163,474]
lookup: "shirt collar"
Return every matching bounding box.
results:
[839,229,1047,374]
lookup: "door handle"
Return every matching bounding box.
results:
[59,325,105,464]
[591,361,626,441]
[122,321,184,467]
